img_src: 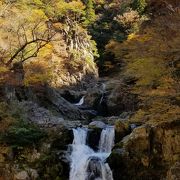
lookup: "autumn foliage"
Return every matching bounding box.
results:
[106,0,180,123]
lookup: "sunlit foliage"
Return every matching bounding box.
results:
[106,1,180,122]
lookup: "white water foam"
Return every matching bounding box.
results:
[69,126,114,180]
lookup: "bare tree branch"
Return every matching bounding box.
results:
[5,21,56,66]
[21,41,49,63]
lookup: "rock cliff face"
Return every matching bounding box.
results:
[1,31,98,121]
[108,119,180,180]
[47,33,98,90]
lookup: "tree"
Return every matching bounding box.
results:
[0,3,56,86]
[85,0,96,25]
[3,21,55,67]
[106,1,180,123]
[0,1,56,68]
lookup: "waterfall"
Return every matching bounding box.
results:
[69,126,114,180]
[74,96,85,106]
[73,128,87,145]
[99,83,106,105]
[99,127,115,153]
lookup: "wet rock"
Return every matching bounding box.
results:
[62,120,83,128]
[118,112,132,120]
[86,157,102,179]
[91,116,125,125]
[85,83,106,107]
[60,90,83,103]
[122,125,150,153]
[87,128,102,151]
[89,121,106,129]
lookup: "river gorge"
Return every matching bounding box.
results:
[0,0,180,180]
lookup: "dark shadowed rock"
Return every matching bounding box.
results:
[86,157,102,180]
[22,101,65,127]
[46,88,87,120]
[87,129,102,151]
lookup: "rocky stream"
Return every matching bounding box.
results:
[0,76,180,180]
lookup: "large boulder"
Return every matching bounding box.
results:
[88,121,105,151]
[89,121,106,129]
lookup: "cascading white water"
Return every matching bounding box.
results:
[99,127,115,153]
[69,126,114,180]
[73,96,85,106]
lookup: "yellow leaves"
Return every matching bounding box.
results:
[55,0,85,16]
[132,98,180,123]
[0,66,8,83]
[27,9,47,23]
[127,33,137,40]
[38,44,53,58]
[138,34,151,43]
[68,0,85,11]
[24,60,51,86]
[126,57,166,86]
[107,11,180,89]
[31,0,43,6]
[105,40,122,54]
[147,98,180,123]
[127,32,151,43]
[0,66,8,73]
[105,3,180,124]
[0,102,14,133]
[44,0,85,19]
[24,74,49,86]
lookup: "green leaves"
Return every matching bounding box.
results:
[0,102,46,148]
[1,121,46,148]
[132,0,147,14]
[84,0,96,25]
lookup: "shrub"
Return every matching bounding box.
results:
[1,121,46,148]
[0,102,46,148]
